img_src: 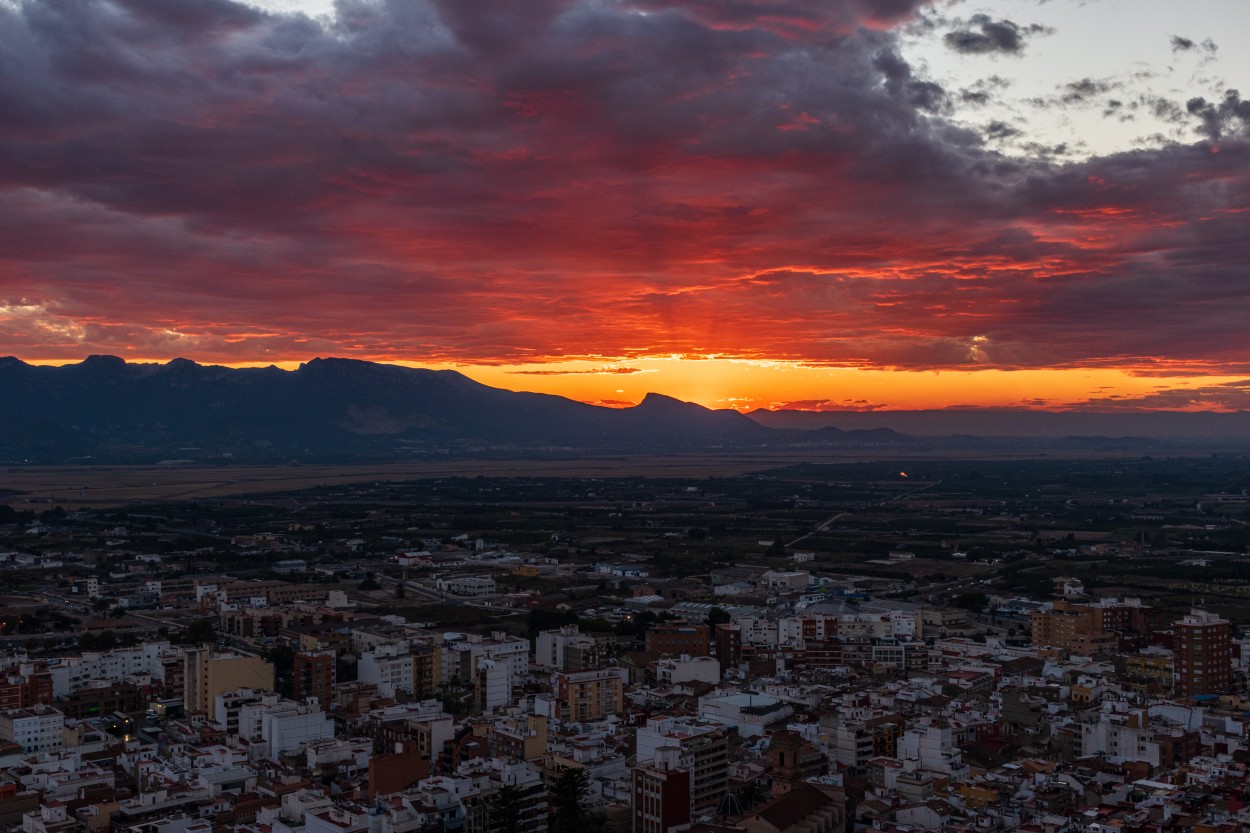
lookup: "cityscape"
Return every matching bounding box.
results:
[1,458,1250,833]
[3,0,1250,832]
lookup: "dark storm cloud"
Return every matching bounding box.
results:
[984,120,1020,140]
[1187,90,1250,140]
[943,14,1052,56]
[1172,35,1219,55]
[873,50,949,113]
[1059,78,1115,105]
[1140,95,1186,124]
[0,0,1248,379]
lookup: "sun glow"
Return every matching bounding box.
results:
[20,353,1248,412]
[445,358,1250,413]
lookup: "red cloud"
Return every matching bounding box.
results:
[0,0,1247,380]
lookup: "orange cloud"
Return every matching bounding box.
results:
[0,0,1248,412]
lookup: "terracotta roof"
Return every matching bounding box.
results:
[751,783,840,832]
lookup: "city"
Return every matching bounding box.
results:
[2,457,1249,833]
[3,1,1250,832]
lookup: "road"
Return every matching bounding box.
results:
[787,512,847,548]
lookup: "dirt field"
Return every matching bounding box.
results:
[0,448,1221,509]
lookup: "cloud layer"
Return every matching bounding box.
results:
[0,0,1248,380]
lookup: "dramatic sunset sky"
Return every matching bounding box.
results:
[2,0,1249,411]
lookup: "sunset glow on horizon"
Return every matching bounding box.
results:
[3,0,1249,413]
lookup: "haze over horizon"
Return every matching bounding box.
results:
[2,0,1249,413]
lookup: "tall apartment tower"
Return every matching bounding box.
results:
[293,649,336,707]
[635,717,730,816]
[633,746,692,833]
[554,668,624,722]
[184,648,274,714]
[1175,609,1231,697]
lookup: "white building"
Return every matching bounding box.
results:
[228,694,333,760]
[1082,714,1159,767]
[444,632,528,688]
[474,658,510,711]
[47,641,180,697]
[534,625,598,670]
[435,576,497,597]
[655,656,720,685]
[761,570,810,592]
[358,644,420,699]
[897,722,969,782]
[260,701,334,760]
[0,705,65,753]
[697,692,793,738]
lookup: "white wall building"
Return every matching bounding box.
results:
[47,641,179,697]
[358,644,416,699]
[534,625,597,670]
[697,692,793,738]
[229,695,333,760]
[435,576,497,597]
[761,570,810,592]
[655,656,720,685]
[474,659,510,711]
[0,705,65,753]
[897,723,969,782]
[444,632,528,688]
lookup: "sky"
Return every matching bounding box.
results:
[2,0,1249,412]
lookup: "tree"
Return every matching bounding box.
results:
[705,606,731,627]
[615,609,656,640]
[952,591,989,612]
[527,607,577,636]
[266,644,296,698]
[394,582,406,599]
[358,572,381,591]
[487,784,525,833]
[551,769,591,833]
[181,617,217,645]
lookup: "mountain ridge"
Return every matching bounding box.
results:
[0,355,798,463]
[6,356,1234,465]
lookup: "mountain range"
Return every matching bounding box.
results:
[1,357,1243,464]
[0,356,901,463]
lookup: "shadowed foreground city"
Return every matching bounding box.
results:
[3,456,1250,833]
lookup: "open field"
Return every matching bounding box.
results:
[1,448,1235,509]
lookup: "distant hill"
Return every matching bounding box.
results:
[7,357,1235,465]
[0,356,894,464]
[747,408,1250,442]
[0,356,767,462]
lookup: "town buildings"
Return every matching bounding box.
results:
[2,500,1248,833]
[1174,608,1232,697]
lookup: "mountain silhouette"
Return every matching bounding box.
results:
[0,356,789,462]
